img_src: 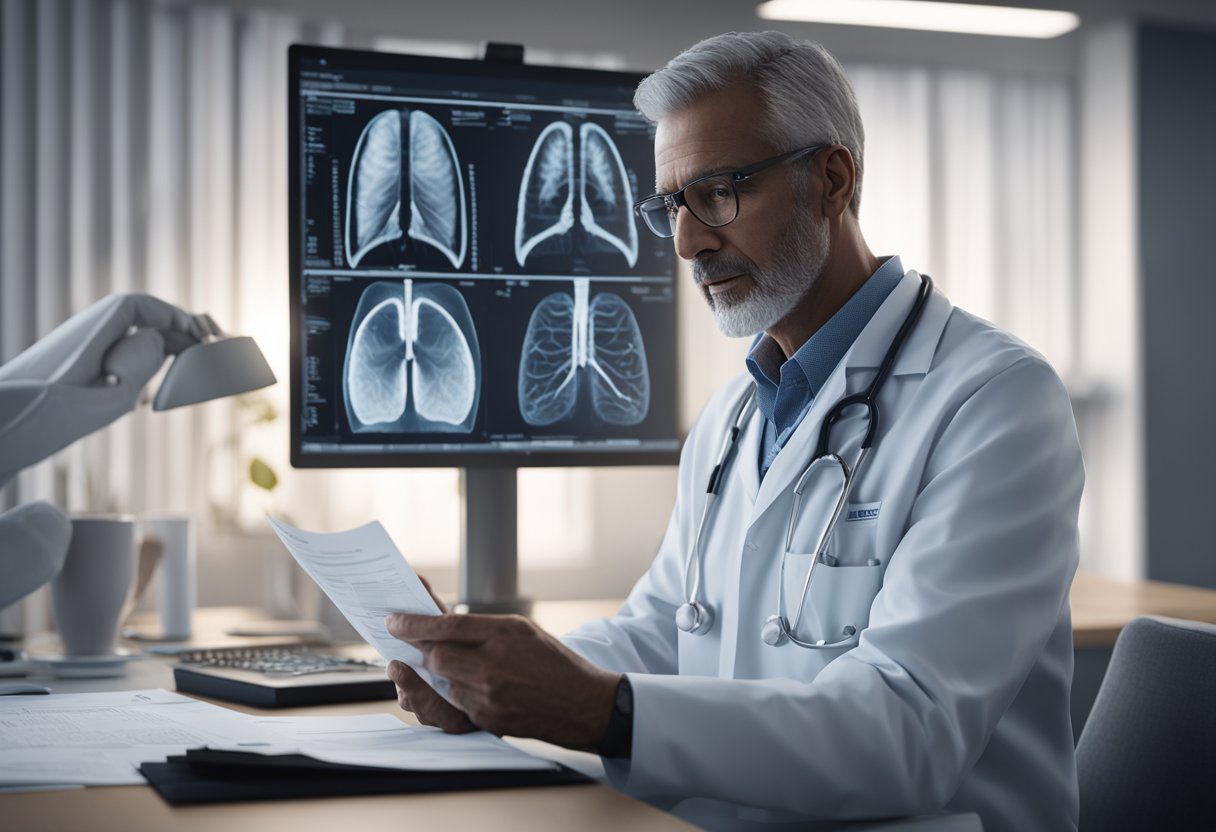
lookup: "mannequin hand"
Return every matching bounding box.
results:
[0,293,219,387]
[0,293,221,486]
[386,612,621,751]
[0,502,71,608]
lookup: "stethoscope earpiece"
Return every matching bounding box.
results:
[676,601,713,635]
[761,615,786,646]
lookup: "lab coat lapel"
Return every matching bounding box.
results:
[733,397,763,504]
[747,270,950,524]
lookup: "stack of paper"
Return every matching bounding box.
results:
[0,689,556,792]
[0,689,273,788]
[233,713,557,772]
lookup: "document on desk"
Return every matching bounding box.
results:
[226,713,558,772]
[0,689,282,787]
[265,516,451,701]
[0,689,558,792]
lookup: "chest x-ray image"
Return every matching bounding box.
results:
[515,120,639,268]
[293,46,680,459]
[346,109,468,270]
[518,278,650,427]
[343,279,481,433]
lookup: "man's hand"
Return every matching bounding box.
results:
[387,659,479,734]
[385,609,622,752]
[386,575,478,734]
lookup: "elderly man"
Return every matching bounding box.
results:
[387,31,1083,832]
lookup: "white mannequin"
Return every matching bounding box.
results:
[0,293,219,608]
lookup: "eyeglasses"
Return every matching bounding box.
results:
[633,144,826,239]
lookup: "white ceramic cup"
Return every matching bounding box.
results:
[143,515,196,640]
[51,516,138,656]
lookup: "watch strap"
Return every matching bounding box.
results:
[596,675,633,759]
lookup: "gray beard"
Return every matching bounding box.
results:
[693,209,831,338]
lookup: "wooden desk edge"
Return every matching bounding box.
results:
[1070,571,1216,647]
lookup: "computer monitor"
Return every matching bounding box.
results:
[287,44,680,611]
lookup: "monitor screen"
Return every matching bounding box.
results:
[289,45,681,468]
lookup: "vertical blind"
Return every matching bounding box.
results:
[850,62,1076,377]
[0,0,342,627]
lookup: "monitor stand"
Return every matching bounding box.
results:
[455,468,531,616]
[452,40,531,618]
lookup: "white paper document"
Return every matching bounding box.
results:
[230,713,557,772]
[265,516,451,699]
[0,689,282,787]
[0,689,557,792]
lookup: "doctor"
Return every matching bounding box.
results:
[386,31,1084,832]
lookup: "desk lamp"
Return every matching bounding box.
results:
[152,335,276,411]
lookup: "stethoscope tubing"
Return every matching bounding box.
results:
[683,391,757,609]
[678,275,934,648]
[782,447,867,636]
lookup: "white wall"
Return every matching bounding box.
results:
[1075,20,1144,579]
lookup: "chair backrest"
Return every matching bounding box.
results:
[1076,615,1216,830]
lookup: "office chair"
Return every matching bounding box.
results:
[1075,615,1216,830]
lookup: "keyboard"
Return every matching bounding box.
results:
[174,645,395,707]
[175,645,384,678]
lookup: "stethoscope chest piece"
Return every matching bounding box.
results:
[676,601,713,635]
[761,614,786,646]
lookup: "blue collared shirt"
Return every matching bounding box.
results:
[745,255,904,479]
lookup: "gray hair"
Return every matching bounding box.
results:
[635,31,865,217]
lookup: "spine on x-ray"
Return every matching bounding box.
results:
[403,278,414,362]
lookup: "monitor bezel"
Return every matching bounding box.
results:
[288,44,682,470]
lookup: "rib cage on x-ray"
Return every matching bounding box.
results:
[343,280,481,433]
[346,111,403,267]
[345,110,468,269]
[515,122,575,266]
[578,123,639,267]
[518,279,650,426]
[515,120,638,268]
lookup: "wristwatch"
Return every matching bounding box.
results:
[596,675,634,758]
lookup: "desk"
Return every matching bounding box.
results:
[2,606,691,832]
[1069,571,1216,646]
[4,607,981,832]
[12,572,1210,831]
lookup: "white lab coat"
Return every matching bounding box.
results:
[563,269,1084,832]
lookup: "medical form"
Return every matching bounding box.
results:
[266,516,452,701]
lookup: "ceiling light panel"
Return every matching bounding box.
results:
[757,0,1081,39]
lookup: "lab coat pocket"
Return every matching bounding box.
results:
[786,497,879,561]
[782,555,882,647]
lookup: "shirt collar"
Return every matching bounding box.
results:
[746,255,904,406]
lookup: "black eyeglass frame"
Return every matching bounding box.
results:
[633,144,828,238]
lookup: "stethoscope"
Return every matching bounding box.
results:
[675,275,934,648]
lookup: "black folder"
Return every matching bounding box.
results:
[139,748,591,805]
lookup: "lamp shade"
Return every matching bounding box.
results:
[152,336,276,411]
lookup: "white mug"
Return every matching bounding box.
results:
[51,516,138,656]
[143,515,196,640]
